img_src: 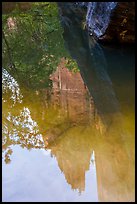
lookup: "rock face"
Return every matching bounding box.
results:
[86,2,117,39]
[50,58,95,125]
[57,2,87,23]
[58,2,135,44]
[3,2,135,43]
[86,2,135,43]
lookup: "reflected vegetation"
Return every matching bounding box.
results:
[2,2,135,202]
[57,4,135,201]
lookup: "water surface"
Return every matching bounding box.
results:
[2,3,135,202]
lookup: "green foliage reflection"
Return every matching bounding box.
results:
[2,2,79,90]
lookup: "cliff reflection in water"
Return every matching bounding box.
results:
[47,53,134,201]
[3,51,135,201]
[48,3,134,201]
[2,4,135,202]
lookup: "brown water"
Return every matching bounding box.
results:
[2,4,135,202]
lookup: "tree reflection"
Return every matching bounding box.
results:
[2,2,79,90]
[2,58,94,162]
[52,3,135,201]
[2,69,45,163]
[2,2,135,202]
[2,2,81,163]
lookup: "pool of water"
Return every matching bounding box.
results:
[2,3,135,202]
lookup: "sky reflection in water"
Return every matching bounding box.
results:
[2,3,135,202]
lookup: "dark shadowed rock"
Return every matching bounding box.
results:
[85,2,135,44]
[95,2,135,43]
[86,2,117,39]
[58,2,135,44]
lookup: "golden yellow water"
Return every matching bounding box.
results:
[2,2,135,201]
[2,55,135,201]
